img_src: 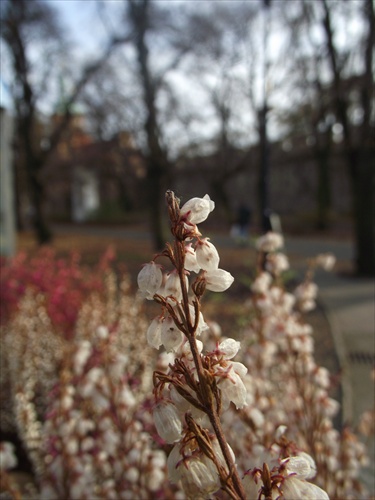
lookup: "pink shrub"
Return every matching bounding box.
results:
[0,247,114,338]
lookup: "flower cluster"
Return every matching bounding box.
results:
[215,232,371,499]
[41,326,172,500]
[0,263,168,499]
[138,192,246,499]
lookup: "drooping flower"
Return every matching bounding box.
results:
[0,442,17,470]
[280,455,329,499]
[218,338,241,359]
[316,253,336,271]
[153,401,183,443]
[266,252,289,275]
[195,238,220,271]
[184,243,201,273]
[167,436,233,498]
[163,269,188,302]
[251,272,272,294]
[146,317,163,349]
[137,261,163,299]
[219,368,248,410]
[204,269,234,292]
[256,232,284,253]
[160,316,184,352]
[180,194,215,225]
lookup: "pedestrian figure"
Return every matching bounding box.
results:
[230,203,252,245]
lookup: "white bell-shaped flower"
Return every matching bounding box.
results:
[316,253,336,271]
[137,261,163,299]
[167,444,220,496]
[195,238,220,271]
[281,475,329,499]
[0,442,17,470]
[256,232,284,252]
[266,252,289,275]
[180,194,215,225]
[205,269,234,292]
[180,456,220,497]
[146,317,163,349]
[251,272,272,294]
[163,269,187,302]
[188,304,209,335]
[281,456,314,479]
[184,243,201,273]
[153,401,183,443]
[161,316,184,353]
[218,338,241,359]
[219,369,247,410]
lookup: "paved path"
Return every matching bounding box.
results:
[284,236,375,496]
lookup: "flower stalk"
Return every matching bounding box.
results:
[138,191,246,499]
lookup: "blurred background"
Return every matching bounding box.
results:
[0,0,374,275]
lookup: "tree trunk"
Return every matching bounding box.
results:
[350,149,375,276]
[128,0,169,251]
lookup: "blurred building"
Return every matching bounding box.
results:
[43,107,146,223]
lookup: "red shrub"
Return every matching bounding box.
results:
[0,247,115,338]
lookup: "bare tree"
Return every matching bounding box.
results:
[175,3,260,222]
[125,0,173,250]
[320,0,374,275]
[1,0,126,244]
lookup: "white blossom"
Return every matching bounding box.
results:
[167,444,220,497]
[205,269,234,292]
[180,194,215,225]
[153,402,183,443]
[146,317,163,349]
[161,316,184,352]
[137,261,163,299]
[195,238,220,271]
[266,252,289,274]
[281,475,329,499]
[73,340,92,375]
[0,442,17,470]
[163,269,187,302]
[316,253,336,271]
[218,338,241,359]
[256,232,284,252]
[220,369,248,410]
[184,243,201,273]
[251,272,272,294]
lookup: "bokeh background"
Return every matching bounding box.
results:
[1,0,374,276]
